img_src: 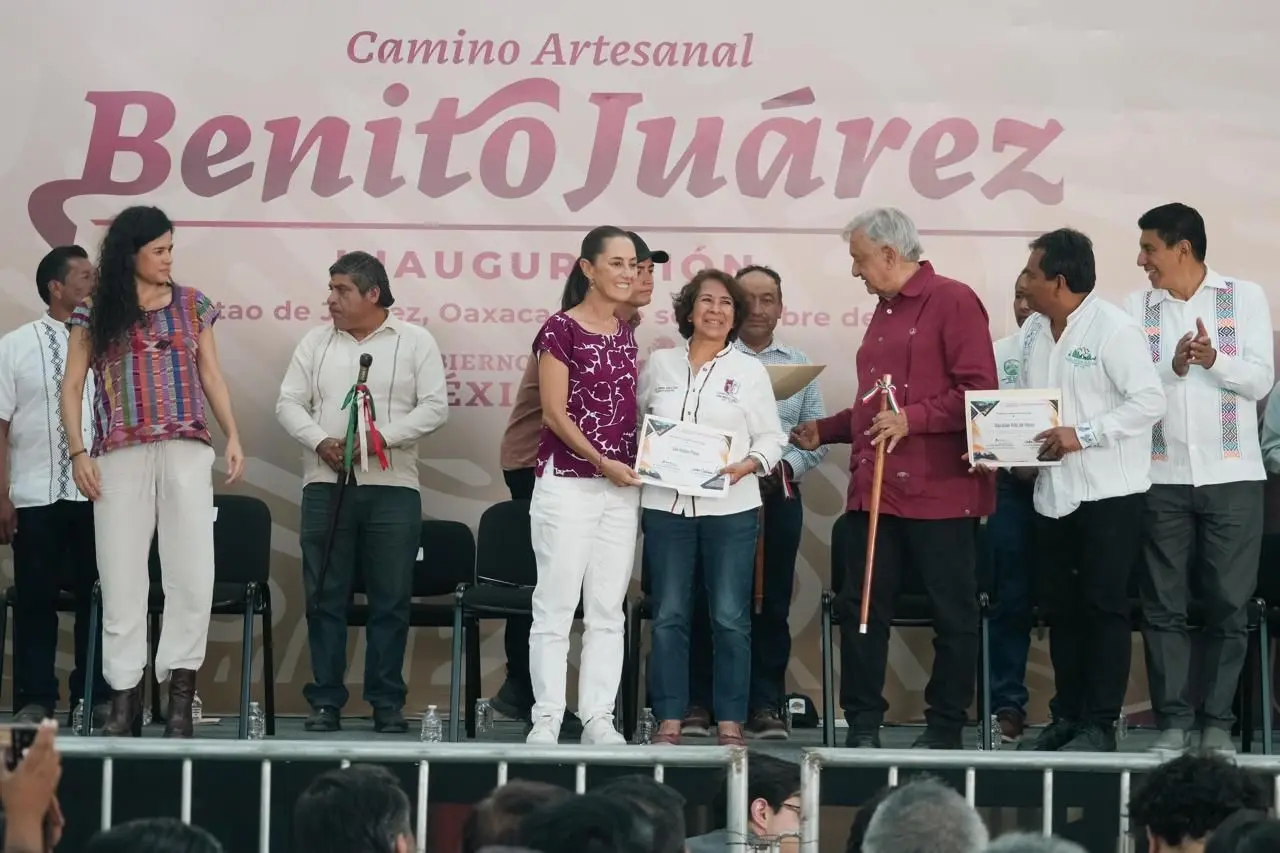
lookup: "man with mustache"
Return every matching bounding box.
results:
[1123,203,1272,754]
[493,232,667,735]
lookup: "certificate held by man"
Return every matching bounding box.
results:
[965,388,1064,467]
[635,414,736,497]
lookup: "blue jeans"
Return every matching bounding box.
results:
[643,508,758,723]
[986,473,1037,716]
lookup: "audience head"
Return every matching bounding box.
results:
[671,269,748,344]
[1128,753,1267,853]
[597,775,688,853]
[82,817,223,853]
[842,207,924,299]
[708,753,802,851]
[462,780,573,853]
[1020,228,1096,318]
[561,226,636,312]
[845,787,894,853]
[519,791,655,853]
[292,763,414,853]
[1204,812,1279,853]
[862,776,989,853]
[984,833,1087,853]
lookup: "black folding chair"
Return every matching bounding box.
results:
[820,513,993,748]
[0,566,85,714]
[81,494,276,739]
[448,499,631,742]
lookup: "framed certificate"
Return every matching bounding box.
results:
[635,414,736,498]
[965,388,1063,467]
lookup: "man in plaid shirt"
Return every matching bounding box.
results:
[682,265,827,740]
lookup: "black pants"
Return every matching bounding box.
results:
[1037,493,1145,726]
[299,483,422,711]
[689,486,805,715]
[838,511,978,731]
[11,500,108,711]
[499,467,536,699]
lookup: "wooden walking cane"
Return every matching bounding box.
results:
[859,373,897,634]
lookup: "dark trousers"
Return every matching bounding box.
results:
[299,482,421,711]
[1037,493,1145,726]
[1140,481,1263,730]
[690,487,804,715]
[986,474,1037,716]
[838,511,978,731]
[499,467,536,700]
[644,508,758,722]
[11,500,108,711]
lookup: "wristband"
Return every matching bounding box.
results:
[69,449,87,460]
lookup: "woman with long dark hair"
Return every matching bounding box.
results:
[526,225,642,746]
[61,205,244,738]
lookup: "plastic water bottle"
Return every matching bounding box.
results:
[247,702,266,740]
[420,705,443,742]
[475,699,493,736]
[70,700,85,735]
[990,715,1003,750]
[191,692,203,725]
[637,708,656,745]
[1115,712,1129,741]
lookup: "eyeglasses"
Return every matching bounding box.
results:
[781,802,802,816]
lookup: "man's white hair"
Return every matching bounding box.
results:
[983,833,1087,853]
[841,207,924,263]
[862,778,989,853]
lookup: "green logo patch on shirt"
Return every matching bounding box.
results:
[1002,358,1020,379]
[1066,346,1097,366]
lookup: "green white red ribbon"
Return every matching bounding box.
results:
[860,379,900,414]
[341,384,389,472]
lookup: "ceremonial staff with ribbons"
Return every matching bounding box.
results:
[857,374,897,634]
[311,353,389,616]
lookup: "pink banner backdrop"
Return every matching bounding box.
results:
[2,0,1279,721]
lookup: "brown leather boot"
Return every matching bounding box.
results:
[100,683,143,737]
[163,669,197,739]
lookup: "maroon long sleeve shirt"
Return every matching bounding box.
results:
[816,262,997,520]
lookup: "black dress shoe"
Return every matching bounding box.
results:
[373,708,408,734]
[1019,719,1078,752]
[912,727,963,749]
[305,706,342,732]
[845,728,881,748]
[1060,721,1116,752]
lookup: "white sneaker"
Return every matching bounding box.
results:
[1149,728,1189,753]
[1200,726,1237,754]
[581,715,627,745]
[526,716,561,744]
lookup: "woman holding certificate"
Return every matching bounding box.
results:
[525,226,643,747]
[638,269,787,746]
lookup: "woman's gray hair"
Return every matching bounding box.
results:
[841,207,924,263]
[984,833,1087,853]
[863,777,989,853]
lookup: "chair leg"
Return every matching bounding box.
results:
[149,612,162,722]
[0,593,10,713]
[237,587,254,739]
[260,589,276,736]
[620,599,634,739]
[1260,617,1273,755]
[821,592,835,747]
[979,610,993,751]
[82,582,102,736]
[465,619,482,739]
[448,589,465,742]
[1241,628,1257,752]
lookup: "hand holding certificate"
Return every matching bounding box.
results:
[965,388,1064,467]
[635,414,737,497]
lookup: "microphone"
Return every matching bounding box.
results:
[357,353,372,384]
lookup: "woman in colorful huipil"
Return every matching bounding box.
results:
[61,206,245,738]
[526,226,643,746]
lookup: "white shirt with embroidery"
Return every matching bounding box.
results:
[0,315,96,508]
[1121,270,1273,487]
[638,342,787,517]
[994,331,1024,391]
[1019,294,1166,519]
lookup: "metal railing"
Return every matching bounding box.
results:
[799,748,1280,853]
[56,740,747,853]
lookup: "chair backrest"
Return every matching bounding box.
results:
[148,493,272,584]
[351,519,476,599]
[475,500,538,588]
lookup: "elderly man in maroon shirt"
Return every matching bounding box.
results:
[793,207,997,749]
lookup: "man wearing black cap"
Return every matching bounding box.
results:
[277,251,450,734]
[493,231,667,731]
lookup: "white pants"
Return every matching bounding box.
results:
[94,440,216,689]
[528,468,639,722]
